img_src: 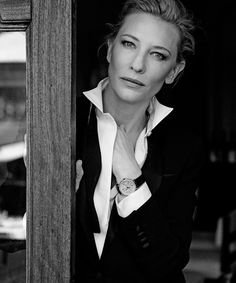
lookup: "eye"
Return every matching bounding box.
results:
[150,51,167,61]
[121,40,135,48]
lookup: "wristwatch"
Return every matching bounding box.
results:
[117,174,145,196]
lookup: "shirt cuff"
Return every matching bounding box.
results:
[115,183,152,218]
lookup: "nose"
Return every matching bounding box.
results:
[130,51,146,74]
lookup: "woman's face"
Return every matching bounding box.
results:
[106,12,185,105]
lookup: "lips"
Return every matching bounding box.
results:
[121,77,145,86]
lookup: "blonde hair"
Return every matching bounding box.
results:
[106,0,195,63]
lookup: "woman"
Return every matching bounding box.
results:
[75,0,204,282]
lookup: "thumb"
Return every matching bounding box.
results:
[23,134,27,167]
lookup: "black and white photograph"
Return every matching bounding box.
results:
[0,0,235,282]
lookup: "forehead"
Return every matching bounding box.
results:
[118,12,180,52]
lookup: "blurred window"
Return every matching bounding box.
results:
[0,32,26,240]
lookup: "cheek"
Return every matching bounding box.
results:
[149,63,174,84]
[110,45,129,72]
[148,81,164,96]
[109,53,119,73]
[148,68,168,85]
[146,67,171,94]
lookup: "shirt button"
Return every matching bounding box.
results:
[96,272,102,280]
[137,231,145,237]
[136,225,141,232]
[142,242,150,248]
[140,237,148,243]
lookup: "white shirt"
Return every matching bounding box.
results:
[83,78,173,258]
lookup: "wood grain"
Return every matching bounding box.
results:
[26,0,76,282]
[0,0,31,31]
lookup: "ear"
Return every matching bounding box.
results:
[106,39,113,63]
[165,60,185,84]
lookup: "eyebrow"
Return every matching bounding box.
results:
[121,33,172,56]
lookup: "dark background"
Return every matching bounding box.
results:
[76,0,236,232]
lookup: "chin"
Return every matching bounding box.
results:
[118,91,144,104]
[110,76,145,104]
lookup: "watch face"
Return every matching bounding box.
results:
[119,178,136,196]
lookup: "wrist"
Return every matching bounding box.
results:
[117,193,127,202]
[115,169,142,184]
[116,174,145,197]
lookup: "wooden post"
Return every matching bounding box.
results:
[26,0,76,282]
[0,0,77,282]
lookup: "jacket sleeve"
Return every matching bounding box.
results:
[116,136,204,281]
[115,183,152,217]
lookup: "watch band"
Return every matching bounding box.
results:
[117,174,145,196]
[134,174,145,189]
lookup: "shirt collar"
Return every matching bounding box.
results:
[83,78,108,113]
[83,78,173,133]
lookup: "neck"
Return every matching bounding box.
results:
[103,86,149,135]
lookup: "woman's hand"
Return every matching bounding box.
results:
[112,125,141,183]
[76,159,83,192]
[23,133,27,167]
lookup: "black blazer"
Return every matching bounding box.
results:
[75,96,204,283]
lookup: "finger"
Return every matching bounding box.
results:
[119,124,126,133]
[115,128,126,149]
[23,133,27,167]
[76,160,83,192]
[76,159,82,173]
[117,126,128,142]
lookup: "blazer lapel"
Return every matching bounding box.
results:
[100,202,118,259]
[76,104,101,262]
[82,106,101,233]
[142,131,163,195]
